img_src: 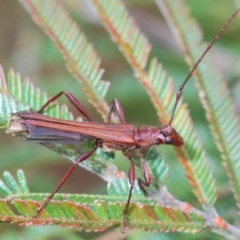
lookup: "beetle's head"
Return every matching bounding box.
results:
[158,125,183,147]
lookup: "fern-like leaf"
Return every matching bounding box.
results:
[0,66,30,126]
[0,65,119,182]
[2,1,240,237]
[156,0,240,209]
[91,0,217,207]
[15,1,189,204]
[0,65,74,127]
[0,170,206,232]
[18,0,111,121]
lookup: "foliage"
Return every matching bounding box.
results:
[0,0,240,239]
[0,170,205,232]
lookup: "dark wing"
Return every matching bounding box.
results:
[25,125,94,144]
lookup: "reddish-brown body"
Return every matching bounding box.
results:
[6,8,240,232]
[7,105,183,233]
[8,112,183,151]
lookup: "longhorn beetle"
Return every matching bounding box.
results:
[6,8,240,232]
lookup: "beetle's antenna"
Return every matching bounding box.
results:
[169,8,240,126]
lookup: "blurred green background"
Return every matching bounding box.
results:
[0,0,240,239]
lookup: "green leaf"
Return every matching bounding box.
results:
[156,0,240,208]
[0,170,205,232]
[2,0,239,238]
[0,198,204,232]
[0,67,30,127]
[0,65,119,182]
[92,0,217,207]
[42,144,118,182]
[92,0,151,69]
[0,170,29,197]
[19,0,111,121]
[107,177,144,197]
[0,65,74,127]
[16,169,29,194]
[15,0,176,210]
[3,171,21,195]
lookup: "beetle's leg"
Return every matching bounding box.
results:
[137,150,151,191]
[121,150,135,233]
[34,140,100,217]
[107,99,125,124]
[37,91,91,121]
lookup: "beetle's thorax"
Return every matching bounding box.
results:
[134,125,184,148]
[134,126,160,148]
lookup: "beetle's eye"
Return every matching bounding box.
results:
[165,137,173,144]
